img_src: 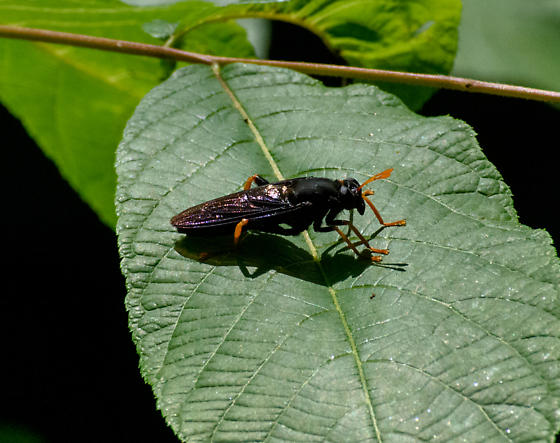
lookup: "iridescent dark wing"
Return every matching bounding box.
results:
[171,179,304,231]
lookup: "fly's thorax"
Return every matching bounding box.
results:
[290,177,339,206]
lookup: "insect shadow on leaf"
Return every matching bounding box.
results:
[323,223,409,272]
[174,233,375,286]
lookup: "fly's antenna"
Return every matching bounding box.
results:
[357,168,394,191]
[359,168,406,227]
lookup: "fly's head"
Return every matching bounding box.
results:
[338,178,366,215]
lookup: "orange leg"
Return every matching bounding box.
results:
[340,220,390,255]
[243,174,260,191]
[333,226,384,262]
[362,191,406,227]
[234,218,249,246]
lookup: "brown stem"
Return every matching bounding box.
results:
[1,25,559,103]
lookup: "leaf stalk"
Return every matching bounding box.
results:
[0,25,559,103]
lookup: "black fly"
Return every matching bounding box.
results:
[171,169,405,262]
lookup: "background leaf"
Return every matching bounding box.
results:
[0,0,459,226]
[453,0,560,95]
[116,63,560,441]
[197,0,461,108]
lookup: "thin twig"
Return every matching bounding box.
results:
[1,25,559,103]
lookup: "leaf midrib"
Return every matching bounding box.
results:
[211,63,381,441]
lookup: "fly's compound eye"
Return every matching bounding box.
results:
[343,178,360,194]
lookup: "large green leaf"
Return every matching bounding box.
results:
[454,0,560,94]
[1,0,459,225]
[116,63,560,441]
